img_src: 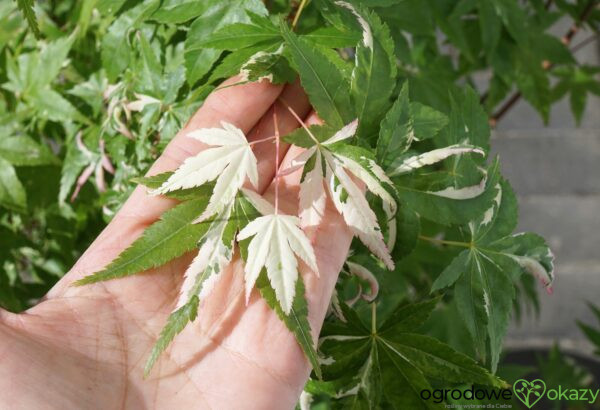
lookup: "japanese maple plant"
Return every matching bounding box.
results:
[10,0,569,407]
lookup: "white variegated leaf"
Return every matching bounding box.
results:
[334,1,373,48]
[334,152,397,216]
[237,213,318,314]
[428,173,487,199]
[322,119,359,145]
[513,254,555,292]
[389,144,485,176]
[325,152,394,269]
[176,204,235,309]
[151,122,258,222]
[299,150,327,227]
[280,146,317,176]
[241,188,275,216]
[346,261,379,302]
[283,120,394,268]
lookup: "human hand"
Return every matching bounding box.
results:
[0,77,353,410]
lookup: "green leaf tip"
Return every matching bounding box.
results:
[144,296,199,377]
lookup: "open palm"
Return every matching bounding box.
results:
[0,78,353,409]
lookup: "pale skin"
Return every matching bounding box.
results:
[0,77,353,409]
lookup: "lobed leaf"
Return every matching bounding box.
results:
[144,296,199,376]
[280,21,353,129]
[75,197,211,285]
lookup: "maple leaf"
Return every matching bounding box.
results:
[237,190,318,314]
[175,203,237,309]
[151,121,258,222]
[287,120,396,269]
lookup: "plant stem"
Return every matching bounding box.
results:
[571,34,599,53]
[273,106,281,215]
[489,0,598,125]
[278,97,320,144]
[371,302,377,335]
[249,135,277,146]
[292,0,309,29]
[419,235,471,248]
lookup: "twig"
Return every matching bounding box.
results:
[292,0,308,29]
[562,0,598,45]
[277,97,320,144]
[273,106,281,214]
[419,235,471,248]
[571,34,599,53]
[489,0,598,125]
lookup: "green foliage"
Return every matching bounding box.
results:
[578,303,600,357]
[15,0,39,38]
[431,180,553,371]
[75,197,212,285]
[257,273,322,379]
[144,295,199,377]
[308,300,505,408]
[2,0,598,407]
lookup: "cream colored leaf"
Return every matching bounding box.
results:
[241,188,275,216]
[280,146,317,177]
[176,205,234,309]
[322,119,359,145]
[237,213,318,314]
[151,122,258,222]
[325,152,394,269]
[427,175,487,199]
[299,149,327,228]
[389,144,485,176]
[346,261,379,302]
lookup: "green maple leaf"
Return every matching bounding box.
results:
[394,159,502,226]
[15,0,40,39]
[0,157,27,211]
[75,196,212,285]
[309,299,505,408]
[0,134,57,211]
[431,180,554,371]
[338,1,397,140]
[144,295,199,377]
[183,0,268,84]
[377,82,448,169]
[280,21,353,129]
[240,48,296,85]
[303,26,360,48]
[101,0,160,82]
[191,12,281,51]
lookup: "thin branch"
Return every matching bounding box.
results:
[562,0,598,45]
[571,34,599,53]
[278,97,320,144]
[273,106,281,214]
[291,0,308,30]
[419,235,472,248]
[489,0,598,125]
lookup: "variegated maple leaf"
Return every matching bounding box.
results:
[175,203,236,310]
[288,120,397,269]
[151,121,258,222]
[237,189,319,314]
